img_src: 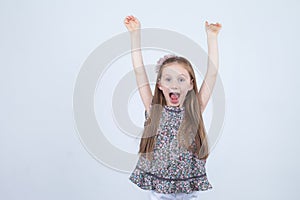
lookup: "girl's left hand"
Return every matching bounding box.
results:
[205,21,222,37]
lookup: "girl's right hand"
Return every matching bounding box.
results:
[124,15,141,32]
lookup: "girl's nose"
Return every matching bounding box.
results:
[171,83,179,89]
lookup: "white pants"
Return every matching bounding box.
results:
[149,190,200,200]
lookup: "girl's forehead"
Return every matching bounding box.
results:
[162,63,189,76]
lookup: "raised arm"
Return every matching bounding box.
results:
[198,21,222,114]
[124,15,153,113]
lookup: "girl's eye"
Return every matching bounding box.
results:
[165,78,171,81]
[179,78,185,82]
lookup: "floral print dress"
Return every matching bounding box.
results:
[129,105,213,194]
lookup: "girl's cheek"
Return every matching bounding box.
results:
[163,83,171,88]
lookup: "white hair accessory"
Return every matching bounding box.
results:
[155,54,178,73]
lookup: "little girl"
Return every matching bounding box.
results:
[124,15,222,200]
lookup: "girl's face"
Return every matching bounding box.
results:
[158,63,194,107]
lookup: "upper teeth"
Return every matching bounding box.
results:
[170,92,180,96]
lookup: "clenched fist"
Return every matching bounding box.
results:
[124,15,141,32]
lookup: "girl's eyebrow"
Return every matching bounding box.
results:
[163,73,188,77]
[179,74,188,77]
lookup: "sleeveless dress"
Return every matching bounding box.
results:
[129,105,213,194]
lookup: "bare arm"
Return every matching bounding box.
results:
[198,21,222,114]
[124,15,153,113]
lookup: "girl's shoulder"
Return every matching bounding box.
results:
[144,109,150,121]
[144,103,153,121]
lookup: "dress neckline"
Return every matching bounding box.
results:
[164,105,185,112]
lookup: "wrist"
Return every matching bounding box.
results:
[129,29,141,36]
[207,34,218,40]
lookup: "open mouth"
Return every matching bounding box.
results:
[169,92,180,100]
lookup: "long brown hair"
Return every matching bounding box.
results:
[138,56,210,161]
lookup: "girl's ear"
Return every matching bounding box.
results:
[188,79,194,91]
[157,80,163,90]
[158,83,162,90]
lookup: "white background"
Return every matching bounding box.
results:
[1,0,299,199]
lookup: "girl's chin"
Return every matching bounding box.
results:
[167,99,180,106]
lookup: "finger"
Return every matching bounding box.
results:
[205,21,209,27]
